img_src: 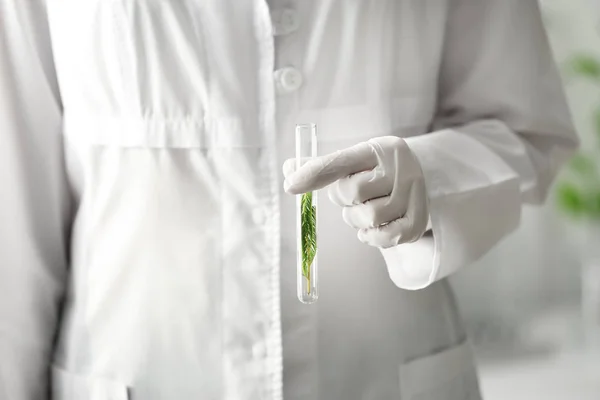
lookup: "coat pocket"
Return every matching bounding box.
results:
[52,365,130,400]
[399,338,481,400]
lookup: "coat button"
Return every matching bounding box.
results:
[272,8,299,36]
[252,207,267,225]
[274,67,303,94]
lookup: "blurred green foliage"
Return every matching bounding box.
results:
[569,54,600,80]
[557,54,600,220]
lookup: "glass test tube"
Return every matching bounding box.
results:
[296,123,318,304]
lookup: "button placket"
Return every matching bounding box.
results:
[272,5,303,96]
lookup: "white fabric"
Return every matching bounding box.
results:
[52,366,129,400]
[399,338,480,399]
[0,0,577,399]
[283,136,429,248]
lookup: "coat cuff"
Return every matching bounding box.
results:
[380,129,522,290]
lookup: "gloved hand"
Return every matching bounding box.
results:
[283,136,429,248]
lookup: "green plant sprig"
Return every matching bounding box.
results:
[300,192,317,292]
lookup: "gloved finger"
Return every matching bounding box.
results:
[342,191,408,229]
[282,157,311,179]
[357,181,428,248]
[328,168,394,206]
[284,142,378,194]
[357,218,410,248]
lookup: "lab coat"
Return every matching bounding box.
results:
[0,0,577,399]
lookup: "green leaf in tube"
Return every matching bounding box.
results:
[300,192,317,288]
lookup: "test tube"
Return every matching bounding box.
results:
[296,123,318,304]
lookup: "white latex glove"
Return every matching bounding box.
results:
[283,136,429,248]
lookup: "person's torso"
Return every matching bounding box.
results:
[47,0,480,399]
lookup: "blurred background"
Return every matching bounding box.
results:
[452,1,600,398]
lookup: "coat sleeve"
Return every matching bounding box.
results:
[0,1,70,398]
[381,0,579,290]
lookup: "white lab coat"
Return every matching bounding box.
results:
[0,0,577,399]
